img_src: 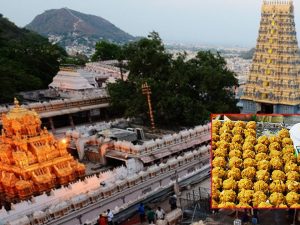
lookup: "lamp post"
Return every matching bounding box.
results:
[142,82,155,130]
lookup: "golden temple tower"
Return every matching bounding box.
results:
[241,0,300,113]
[0,99,85,202]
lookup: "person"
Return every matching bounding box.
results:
[169,195,177,210]
[288,209,294,224]
[147,208,155,224]
[155,206,165,220]
[107,209,114,225]
[251,217,258,225]
[242,209,250,224]
[138,203,145,222]
[251,209,258,224]
[98,213,108,225]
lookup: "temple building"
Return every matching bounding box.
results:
[0,99,85,202]
[48,67,107,99]
[49,68,96,90]
[240,0,300,113]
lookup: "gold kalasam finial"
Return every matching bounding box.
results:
[14,97,20,108]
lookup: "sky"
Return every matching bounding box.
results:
[2,0,300,47]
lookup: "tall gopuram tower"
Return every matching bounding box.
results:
[0,99,85,202]
[241,0,300,113]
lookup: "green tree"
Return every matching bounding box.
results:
[124,32,171,81]
[91,40,122,61]
[0,16,66,103]
[92,40,128,80]
[61,53,88,66]
[108,32,239,127]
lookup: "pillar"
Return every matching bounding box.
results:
[49,117,55,133]
[87,110,92,123]
[69,114,75,129]
[103,108,108,120]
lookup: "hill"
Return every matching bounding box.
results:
[0,14,65,103]
[26,8,136,55]
[240,48,255,59]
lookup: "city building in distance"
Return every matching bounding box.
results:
[240,0,300,113]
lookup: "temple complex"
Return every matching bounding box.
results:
[84,60,128,83]
[240,0,300,113]
[0,61,126,132]
[0,99,85,202]
[0,119,211,225]
[49,60,128,96]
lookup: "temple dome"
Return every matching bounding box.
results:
[1,98,42,138]
[4,98,38,120]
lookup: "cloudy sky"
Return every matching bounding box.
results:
[2,0,300,47]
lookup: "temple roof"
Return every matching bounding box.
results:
[49,69,94,90]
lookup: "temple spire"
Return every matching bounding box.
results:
[263,0,293,5]
[14,97,20,108]
[240,0,300,113]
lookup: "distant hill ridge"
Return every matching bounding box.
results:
[26,8,136,54]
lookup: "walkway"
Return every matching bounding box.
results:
[204,209,298,225]
[118,178,211,225]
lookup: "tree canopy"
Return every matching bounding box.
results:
[91,40,123,62]
[0,16,66,103]
[61,53,88,66]
[108,32,239,127]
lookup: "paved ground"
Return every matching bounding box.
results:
[205,209,299,225]
[118,176,299,225]
[119,178,211,225]
[124,209,299,225]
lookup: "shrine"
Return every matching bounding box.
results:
[240,0,300,113]
[0,98,85,202]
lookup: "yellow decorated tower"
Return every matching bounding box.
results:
[0,99,85,202]
[241,0,300,113]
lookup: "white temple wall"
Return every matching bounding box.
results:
[161,177,172,187]
[178,169,188,178]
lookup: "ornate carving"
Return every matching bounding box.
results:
[241,0,300,106]
[0,99,85,202]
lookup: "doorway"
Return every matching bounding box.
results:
[260,104,274,114]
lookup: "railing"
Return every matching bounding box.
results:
[0,97,110,121]
[179,186,211,225]
[2,152,211,225]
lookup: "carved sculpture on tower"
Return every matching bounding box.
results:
[240,0,300,113]
[0,98,85,202]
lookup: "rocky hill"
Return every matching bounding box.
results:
[26,8,135,55]
[240,47,255,59]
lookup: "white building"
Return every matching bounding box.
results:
[49,68,107,99]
